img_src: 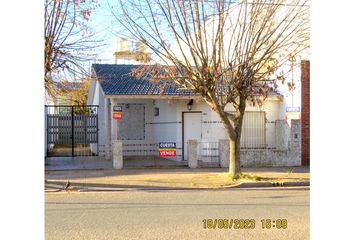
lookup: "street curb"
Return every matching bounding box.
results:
[45,181,310,193]
[233,181,310,188]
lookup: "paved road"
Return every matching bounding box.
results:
[45,187,309,240]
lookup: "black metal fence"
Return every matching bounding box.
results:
[45,105,99,157]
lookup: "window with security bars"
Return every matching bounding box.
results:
[117,104,145,140]
[240,111,266,149]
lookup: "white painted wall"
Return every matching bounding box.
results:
[150,99,178,143]
[91,82,106,156]
[97,94,282,161]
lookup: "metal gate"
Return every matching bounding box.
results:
[45,105,99,157]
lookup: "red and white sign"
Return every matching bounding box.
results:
[158,142,176,157]
[113,112,122,119]
[159,150,176,157]
[113,105,123,120]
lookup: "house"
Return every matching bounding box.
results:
[87,63,302,167]
[84,0,309,168]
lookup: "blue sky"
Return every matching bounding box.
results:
[86,0,124,64]
[85,0,302,108]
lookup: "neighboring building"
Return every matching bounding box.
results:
[113,38,151,65]
[87,64,301,167]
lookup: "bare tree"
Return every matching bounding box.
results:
[45,0,101,99]
[113,0,309,178]
[56,78,90,105]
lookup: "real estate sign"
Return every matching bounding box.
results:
[113,106,123,120]
[159,142,176,157]
[286,106,300,112]
[285,106,301,120]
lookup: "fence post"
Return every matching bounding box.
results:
[113,139,123,169]
[188,140,198,168]
[290,119,301,165]
[275,120,290,151]
[111,99,118,158]
[219,139,230,168]
[105,98,111,160]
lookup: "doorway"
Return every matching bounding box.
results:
[182,112,202,160]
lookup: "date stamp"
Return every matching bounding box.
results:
[202,219,288,230]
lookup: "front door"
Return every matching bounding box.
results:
[183,112,202,160]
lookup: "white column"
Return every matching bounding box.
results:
[188,139,198,168]
[113,140,123,169]
[275,120,290,151]
[111,98,118,142]
[111,98,124,168]
[105,98,111,160]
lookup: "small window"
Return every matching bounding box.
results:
[154,107,159,116]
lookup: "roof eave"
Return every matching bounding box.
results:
[104,94,199,100]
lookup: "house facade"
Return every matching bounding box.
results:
[87,64,301,167]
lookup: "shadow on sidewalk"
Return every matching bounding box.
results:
[45,168,227,180]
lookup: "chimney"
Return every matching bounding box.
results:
[114,38,129,64]
[114,38,151,64]
[117,38,129,52]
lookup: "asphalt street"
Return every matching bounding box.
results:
[45,187,309,240]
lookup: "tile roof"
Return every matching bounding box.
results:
[92,64,192,96]
[92,64,281,97]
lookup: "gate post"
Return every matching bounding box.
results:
[113,140,123,169]
[105,98,111,160]
[188,140,198,168]
[111,99,118,142]
[275,120,290,151]
[219,139,229,168]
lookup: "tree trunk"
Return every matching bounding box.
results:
[228,97,246,179]
[228,136,240,177]
[206,94,246,179]
[228,126,243,178]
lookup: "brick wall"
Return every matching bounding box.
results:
[301,60,310,165]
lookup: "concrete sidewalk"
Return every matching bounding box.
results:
[45,166,309,192]
[45,156,188,170]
